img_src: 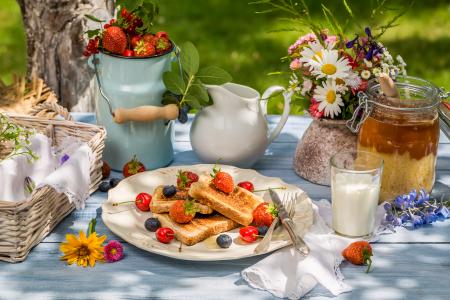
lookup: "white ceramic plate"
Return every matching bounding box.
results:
[102,164,314,261]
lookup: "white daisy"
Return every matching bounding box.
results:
[372,67,381,77]
[314,79,344,119]
[344,71,362,89]
[364,59,373,68]
[301,79,313,95]
[299,41,334,70]
[361,70,371,80]
[309,50,351,80]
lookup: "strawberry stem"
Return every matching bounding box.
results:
[363,247,373,273]
[112,201,134,206]
[253,186,287,193]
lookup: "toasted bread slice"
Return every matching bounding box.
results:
[150,186,213,214]
[188,181,263,226]
[153,213,238,246]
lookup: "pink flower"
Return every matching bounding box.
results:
[325,35,337,47]
[104,240,124,263]
[290,59,301,70]
[309,102,324,119]
[288,33,317,55]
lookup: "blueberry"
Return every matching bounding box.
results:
[258,225,269,236]
[110,177,121,188]
[181,105,191,114]
[144,218,161,232]
[216,234,232,248]
[178,109,188,124]
[162,185,177,198]
[98,181,111,192]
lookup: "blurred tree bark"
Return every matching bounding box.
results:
[16,0,114,111]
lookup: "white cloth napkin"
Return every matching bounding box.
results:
[242,200,386,299]
[0,133,92,209]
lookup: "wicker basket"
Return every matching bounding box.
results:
[0,75,60,118]
[0,105,106,263]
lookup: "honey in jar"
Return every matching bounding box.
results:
[352,76,441,202]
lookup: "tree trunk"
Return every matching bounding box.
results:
[16,0,114,111]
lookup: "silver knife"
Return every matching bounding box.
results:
[270,189,310,256]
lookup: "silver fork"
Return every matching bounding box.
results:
[254,192,298,254]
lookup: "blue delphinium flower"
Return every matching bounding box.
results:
[435,205,449,220]
[346,35,359,48]
[365,27,372,38]
[384,188,449,230]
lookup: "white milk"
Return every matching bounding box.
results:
[331,172,380,237]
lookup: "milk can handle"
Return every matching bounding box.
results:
[346,91,374,133]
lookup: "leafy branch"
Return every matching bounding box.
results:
[0,113,37,162]
[162,42,232,110]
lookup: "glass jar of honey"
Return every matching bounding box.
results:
[347,76,443,203]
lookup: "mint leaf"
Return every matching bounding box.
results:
[163,71,186,95]
[184,95,202,110]
[180,42,200,76]
[162,91,181,105]
[189,80,209,105]
[197,66,232,85]
[84,14,105,23]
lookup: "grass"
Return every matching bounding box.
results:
[0,0,449,113]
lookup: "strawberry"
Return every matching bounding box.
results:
[342,241,373,273]
[155,37,172,54]
[130,35,142,48]
[176,170,199,189]
[155,31,169,39]
[142,34,158,46]
[120,7,129,18]
[102,26,127,54]
[122,155,146,178]
[135,40,156,57]
[252,203,278,227]
[169,200,197,224]
[211,166,234,194]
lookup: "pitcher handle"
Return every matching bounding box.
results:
[261,86,292,144]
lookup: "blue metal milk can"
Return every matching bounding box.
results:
[91,49,179,171]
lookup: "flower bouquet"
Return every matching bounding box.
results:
[252,0,410,185]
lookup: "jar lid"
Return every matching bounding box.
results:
[366,75,441,111]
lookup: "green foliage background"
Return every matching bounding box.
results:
[0,0,449,114]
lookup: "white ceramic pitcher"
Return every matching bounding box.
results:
[190,83,291,168]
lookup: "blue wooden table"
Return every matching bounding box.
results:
[1,114,449,300]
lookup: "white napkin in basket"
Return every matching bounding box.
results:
[0,133,92,209]
[242,200,386,299]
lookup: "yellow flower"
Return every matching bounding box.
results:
[60,231,107,267]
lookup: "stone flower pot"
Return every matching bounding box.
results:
[293,118,357,186]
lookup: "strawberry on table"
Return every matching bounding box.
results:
[176,170,199,189]
[123,155,146,178]
[102,26,127,54]
[342,241,373,273]
[122,49,135,57]
[252,202,278,227]
[169,200,197,224]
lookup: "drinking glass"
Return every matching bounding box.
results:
[330,150,383,237]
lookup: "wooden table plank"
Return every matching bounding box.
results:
[0,243,448,300]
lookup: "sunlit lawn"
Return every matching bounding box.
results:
[1,0,449,113]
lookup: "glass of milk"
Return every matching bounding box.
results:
[330,151,383,237]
